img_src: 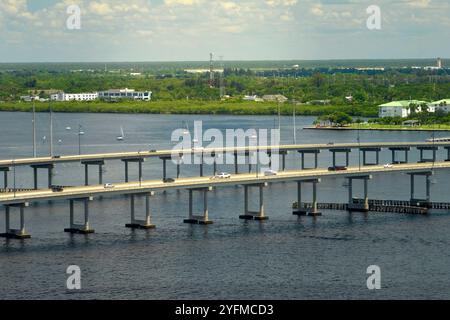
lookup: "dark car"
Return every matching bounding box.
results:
[328,166,348,171]
[51,185,64,192]
[52,155,61,159]
[163,178,175,183]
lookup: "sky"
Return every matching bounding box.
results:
[0,0,449,62]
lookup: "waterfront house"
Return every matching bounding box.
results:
[378,100,428,118]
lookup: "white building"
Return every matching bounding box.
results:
[98,88,152,101]
[51,92,98,101]
[243,95,264,102]
[431,99,450,113]
[378,100,429,118]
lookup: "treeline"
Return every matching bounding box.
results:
[1,67,449,106]
[0,100,378,117]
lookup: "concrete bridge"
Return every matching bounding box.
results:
[1,141,450,190]
[1,161,447,239]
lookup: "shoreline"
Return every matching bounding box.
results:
[305,126,450,132]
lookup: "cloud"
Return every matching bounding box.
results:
[165,0,200,6]
[310,4,324,16]
[0,0,449,61]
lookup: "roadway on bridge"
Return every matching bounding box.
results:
[0,161,447,205]
[0,141,449,168]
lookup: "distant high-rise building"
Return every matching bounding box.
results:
[437,57,443,68]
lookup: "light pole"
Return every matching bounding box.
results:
[13,159,16,198]
[32,103,37,157]
[357,120,361,171]
[251,134,258,178]
[78,125,83,155]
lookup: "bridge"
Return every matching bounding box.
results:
[1,161,448,239]
[1,141,450,190]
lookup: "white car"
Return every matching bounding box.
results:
[104,183,115,189]
[384,164,394,169]
[264,170,278,176]
[212,172,231,179]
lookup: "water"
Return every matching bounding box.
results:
[1,112,450,300]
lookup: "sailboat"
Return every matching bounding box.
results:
[117,126,125,141]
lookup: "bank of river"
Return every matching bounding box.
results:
[305,125,450,132]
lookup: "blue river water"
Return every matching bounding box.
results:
[1,112,450,300]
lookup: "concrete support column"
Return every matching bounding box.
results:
[84,164,89,186]
[83,161,105,186]
[239,183,269,221]
[99,164,103,185]
[200,153,204,177]
[33,167,38,190]
[0,203,31,239]
[234,152,239,174]
[347,175,372,212]
[126,193,156,229]
[1,168,9,189]
[184,188,213,225]
[409,171,433,208]
[293,179,322,217]
[298,150,320,170]
[31,164,54,190]
[445,147,450,162]
[123,158,146,183]
[163,159,167,180]
[64,197,95,234]
[282,153,286,171]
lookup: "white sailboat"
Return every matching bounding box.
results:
[117,126,125,141]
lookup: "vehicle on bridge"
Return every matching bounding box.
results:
[104,183,115,189]
[264,170,278,176]
[211,172,231,179]
[328,166,348,172]
[163,178,176,183]
[51,185,64,192]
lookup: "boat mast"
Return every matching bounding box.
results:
[49,103,53,157]
[32,103,36,157]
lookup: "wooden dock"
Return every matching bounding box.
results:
[291,199,450,215]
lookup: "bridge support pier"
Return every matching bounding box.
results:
[64,197,95,234]
[298,150,320,169]
[31,164,54,190]
[409,171,433,208]
[0,167,9,188]
[82,160,105,186]
[280,151,287,171]
[240,183,269,221]
[331,148,351,168]
[389,147,410,164]
[293,179,321,216]
[360,148,381,166]
[0,203,31,239]
[417,147,438,163]
[347,175,372,212]
[184,187,213,225]
[122,158,144,183]
[126,193,156,229]
[445,147,450,162]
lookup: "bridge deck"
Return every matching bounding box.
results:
[0,161,448,205]
[0,141,450,168]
